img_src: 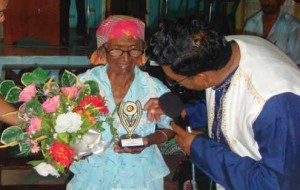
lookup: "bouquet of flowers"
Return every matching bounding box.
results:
[0,67,116,177]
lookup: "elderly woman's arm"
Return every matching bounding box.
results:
[0,96,20,125]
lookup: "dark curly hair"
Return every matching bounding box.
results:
[148,15,232,76]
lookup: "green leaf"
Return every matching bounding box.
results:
[25,98,43,116]
[0,80,15,97]
[41,138,53,153]
[1,126,24,144]
[106,116,118,138]
[27,160,43,167]
[41,114,56,135]
[5,86,22,103]
[56,94,68,114]
[78,84,91,101]
[94,121,105,132]
[54,162,66,174]
[56,132,74,144]
[84,80,100,95]
[18,141,32,157]
[79,117,93,134]
[21,67,49,86]
[61,70,77,87]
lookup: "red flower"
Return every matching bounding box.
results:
[74,95,109,114]
[49,142,75,167]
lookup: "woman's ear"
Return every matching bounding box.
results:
[90,48,107,65]
[135,53,146,66]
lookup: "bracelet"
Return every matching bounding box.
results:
[156,130,168,144]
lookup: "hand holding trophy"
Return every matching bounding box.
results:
[118,100,144,147]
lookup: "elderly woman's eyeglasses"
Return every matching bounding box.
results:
[103,46,144,58]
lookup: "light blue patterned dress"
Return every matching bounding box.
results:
[67,65,172,190]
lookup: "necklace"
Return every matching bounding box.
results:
[211,68,237,143]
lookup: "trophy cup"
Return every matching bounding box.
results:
[118,100,143,147]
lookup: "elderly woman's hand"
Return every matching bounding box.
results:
[113,139,147,154]
[144,98,164,122]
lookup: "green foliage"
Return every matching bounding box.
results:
[78,84,91,101]
[27,160,43,167]
[0,80,16,97]
[0,80,22,103]
[21,67,49,86]
[61,70,77,87]
[79,116,94,134]
[18,141,32,157]
[0,126,23,144]
[25,98,43,116]
[95,121,105,132]
[43,82,60,97]
[5,86,22,103]
[84,80,100,95]
[41,115,56,135]
[56,132,75,145]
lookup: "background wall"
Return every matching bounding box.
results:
[1,0,298,40]
[69,0,104,28]
[68,0,206,36]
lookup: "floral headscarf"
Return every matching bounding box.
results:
[90,15,146,66]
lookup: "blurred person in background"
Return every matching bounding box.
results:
[244,0,300,67]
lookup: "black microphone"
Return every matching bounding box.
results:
[159,92,189,129]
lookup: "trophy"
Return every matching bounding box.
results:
[118,100,143,147]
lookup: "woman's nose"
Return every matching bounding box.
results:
[120,51,129,61]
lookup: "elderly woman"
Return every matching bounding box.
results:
[66,15,174,190]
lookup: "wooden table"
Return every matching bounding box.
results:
[3,0,61,45]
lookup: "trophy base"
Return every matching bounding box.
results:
[120,134,144,148]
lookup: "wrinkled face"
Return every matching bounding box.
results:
[104,36,144,75]
[162,65,212,90]
[259,0,285,14]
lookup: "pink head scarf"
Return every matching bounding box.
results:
[90,15,146,65]
[96,15,145,48]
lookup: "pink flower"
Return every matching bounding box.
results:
[42,95,60,113]
[44,89,50,95]
[28,116,42,134]
[31,145,40,154]
[27,139,40,153]
[18,104,30,121]
[19,84,37,102]
[61,86,80,99]
[23,113,30,122]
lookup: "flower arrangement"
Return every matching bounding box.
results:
[0,67,116,177]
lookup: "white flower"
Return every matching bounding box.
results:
[34,162,60,177]
[55,111,82,133]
